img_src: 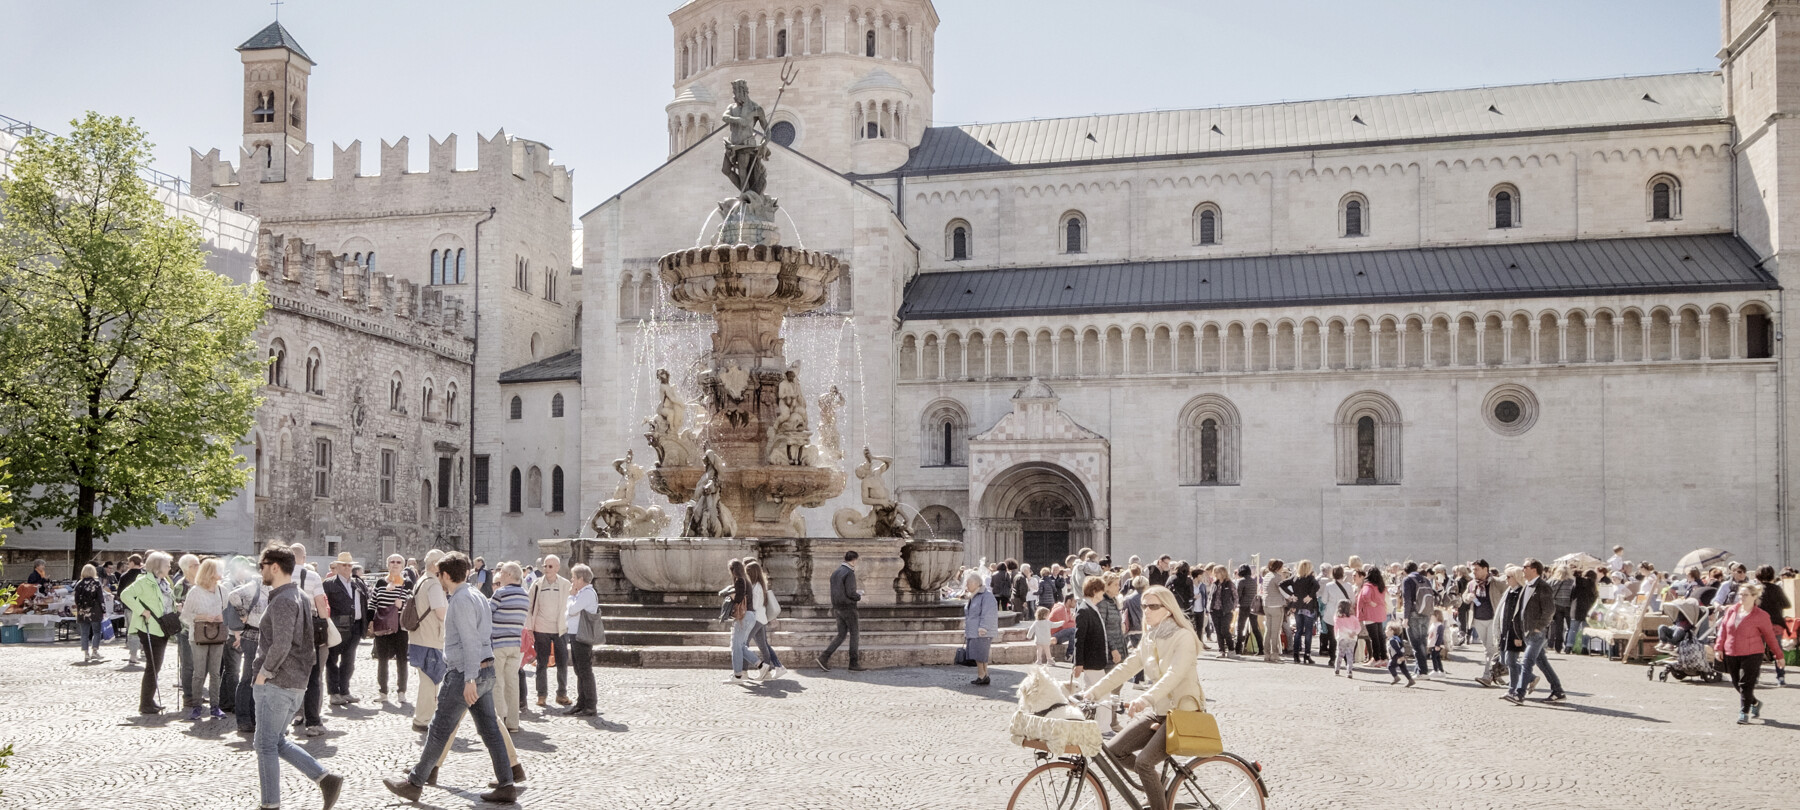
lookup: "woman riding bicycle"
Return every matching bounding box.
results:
[1076,585,1204,810]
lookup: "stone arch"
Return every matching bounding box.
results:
[911,505,964,543]
[1178,394,1242,485]
[1335,391,1402,485]
[921,398,969,467]
[979,462,1098,572]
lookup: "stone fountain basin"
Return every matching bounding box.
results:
[650,464,845,508]
[658,244,844,313]
[617,537,760,593]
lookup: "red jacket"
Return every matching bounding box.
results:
[1714,604,1782,658]
[1357,583,1387,624]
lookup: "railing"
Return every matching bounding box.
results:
[0,112,256,217]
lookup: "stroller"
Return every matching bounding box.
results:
[1646,605,1722,683]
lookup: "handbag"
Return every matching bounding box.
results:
[371,592,406,636]
[576,604,606,646]
[1164,695,1224,758]
[193,620,228,645]
[324,616,342,648]
[156,612,183,637]
[521,626,536,666]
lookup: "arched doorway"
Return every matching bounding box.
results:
[977,462,1096,571]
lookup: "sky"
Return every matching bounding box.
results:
[1,1,1720,219]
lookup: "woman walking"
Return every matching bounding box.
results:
[408,549,449,730]
[1283,560,1319,664]
[1716,583,1783,724]
[1548,564,1576,654]
[963,571,998,686]
[74,564,108,663]
[724,559,760,684]
[1234,565,1263,657]
[370,554,412,704]
[1358,567,1388,665]
[744,559,788,681]
[1317,566,1351,666]
[1075,586,1204,810]
[180,558,229,720]
[1207,564,1237,659]
[121,551,176,715]
[1568,569,1599,653]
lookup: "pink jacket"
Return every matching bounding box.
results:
[1357,583,1387,624]
[1715,604,1782,658]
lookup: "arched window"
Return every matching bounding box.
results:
[267,339,287,387]
[921,399,969,467]
[422,480,434,523]
[530,332,542,360]
[866,29,876,57]
[444,382,458,423]
[389,371,403,411]
[454,248,465,284]
[1490,184,1521,229]
[1062,212,1086,254]
[1648,174,1681,221]
[421,378,434,419]
[1193,203,1221,245]
[430,249,442,285]
[550,466,565,513]
[508,467,522,513]
[303,347,322,393]
[526,466,543,509]
[1336,391,1402,485]
[866,121,879,139]
[508,395,523,420]
[1178,395,1241,485]
[776,29,787,57]
[366,251,376,273]
[946,220,971,261]
[543,269,557,303]
[1340,193,1369,238]
[551,392,565,418]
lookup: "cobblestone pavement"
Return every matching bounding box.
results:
[1,640,1794,809]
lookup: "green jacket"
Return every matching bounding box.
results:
[121,574,173,637]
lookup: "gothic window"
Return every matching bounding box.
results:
[1178,395,1241,485]
[526,466,543,509]
[431,249,442,285]
[379,449,395,504]
[389,371,403,412]
[252,91,274,124]
[421,378,435,420]
[1193,203,1221,245]
[1340,193,1369,238]
[1491,184,1521,229]
[866,29,877,57]
[921,399,968,467]
[303,348,322,393]
[770,121,796,147]
[267,339,287,387]
[473,455,490,505]
[289,96,302,128]
[1335,391,1402,485]
[1649,174,1681,221]
[313,438,332,498]
[515,257,530,292]
[1062,212,1087,254]
[551,466,565,513]
[454,248,465,284]
[509,395,523,420]
[551,392,565,418]
[445,383,458,423]
[946,220,971,261]
[508,467,522,513]
[543,269,558,303]
[366,251,376,273]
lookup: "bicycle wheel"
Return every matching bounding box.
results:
[1166,755,1265,810]
[1007,761,1110,810]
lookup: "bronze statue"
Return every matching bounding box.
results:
[720,80,771,196]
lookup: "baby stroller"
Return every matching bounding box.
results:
[1646,607,1722,683]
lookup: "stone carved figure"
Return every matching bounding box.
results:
[720,80,770,197]
[683,449,738,538]
[765,366,816,466]
[833,447,912,539]
[590,450,668,538]
[816,385,845,463]
[646,369,703,467]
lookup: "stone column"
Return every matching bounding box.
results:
[1640,319,1652,362]
[1475,323,1487,366]
[1098,332,1110,376]
[1370,324,1382,369]
[889,21,900,60]
[1612,319,1623,363]
[1051,333,1062,377]
[1501,323,1513,365]
[1729,312,1743,359]
[1556,317,1568,364]
[803,14,812,55]
[1585,325,1595,363]
[936,338,945,381]
[1421,321,1434,367]
[907,24,917,62]
[1700,316,1712,361]
[1528,325,1540,365]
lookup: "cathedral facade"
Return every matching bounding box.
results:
[584,0,1797,572]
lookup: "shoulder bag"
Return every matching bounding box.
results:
[155,611,184,637]
[1164,694,1224,758]
[401,580,430,633]
[371,586,407,636]
[575,600,606,646]
[193,618,228,645]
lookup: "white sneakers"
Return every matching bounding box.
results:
[757,663,772,679]
[770,666,788,680]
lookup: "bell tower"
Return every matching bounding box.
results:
[666,0,938,175]
[236,20,314,182]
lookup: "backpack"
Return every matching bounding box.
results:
[401,579,431,633]
[990,569,1012,598]
[1414,580,1438,617]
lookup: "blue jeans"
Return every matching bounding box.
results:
[747,620,783,669]
[1506,630,1562,698]
[78,620,104,653]
[409,666,511,789]
[731,614,761,674]
[1293,612,1317,658]
[253,683,327,808]
[236,634,260,732]
[1406,616,1431,668]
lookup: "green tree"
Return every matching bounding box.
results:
[0,113,265,563]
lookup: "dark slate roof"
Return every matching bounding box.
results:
[886,73,1721,176]
[498,350,580,384]
[899,235,1775,321]
[237,21,314,64]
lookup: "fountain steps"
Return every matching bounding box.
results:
[595,639,1043,670]
[606,627,1031,647]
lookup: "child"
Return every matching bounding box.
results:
[1332,601,1361,678]
[1028,606,1055,665]
[1427,609,1448,675]
[1386,622,1415,687]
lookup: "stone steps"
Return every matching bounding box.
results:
[599,615,979,634]
[604,626,1032,647]
[594,639,1042,670]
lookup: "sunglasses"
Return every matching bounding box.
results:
[1145,603,1168,613]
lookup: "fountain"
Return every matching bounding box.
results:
[541,71,997,670]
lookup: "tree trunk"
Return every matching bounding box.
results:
[74,485,96,565]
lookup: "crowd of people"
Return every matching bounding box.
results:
[39,543,606,806]
[952,546,1794,724]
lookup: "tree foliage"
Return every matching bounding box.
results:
[0,113,265,563]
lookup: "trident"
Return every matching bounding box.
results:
[757,58,801,151]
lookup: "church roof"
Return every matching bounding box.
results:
[237,21,314,65]
[850,68,908,94]
[888,73,1723,176]
[498,349,581,384]
[899,235,1775,321]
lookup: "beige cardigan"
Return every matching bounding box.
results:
[1088,621,1205,716]
[410,577,449,649]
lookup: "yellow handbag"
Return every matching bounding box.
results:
[1164,695,1224,758]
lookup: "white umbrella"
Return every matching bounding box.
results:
[1553,552,1602,571]
[1674,548,1731,571]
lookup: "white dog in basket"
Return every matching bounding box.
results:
[1008,666,1105,756]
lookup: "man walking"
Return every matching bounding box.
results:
[383,552,518,803]
[1148,556,1171,588]
[1401,562,1436,678]
[1468,560,1505,686]
[251,544,343,810]
[817,551,864,671]
[289,543,329,736]
[1503,559,1566,705]
[323,553,366,706]
[227,567,268,737]
[525,554,571,709]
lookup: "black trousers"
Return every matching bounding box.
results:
[137,632,169,713]
[1722,653,1763,713]
[822,607,860,666]
[303,652,324,726]
[326,625,362,695]
[219,637,240,712]
[234,632,259,732]
[1209,612,1234,653]
[534,631,570,699]
[1318,620,1337,661]
[1236,611,1262,654]
[570,640,596,711]
[1364,622,1387,662]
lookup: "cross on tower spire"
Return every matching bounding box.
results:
[271,0,284,21]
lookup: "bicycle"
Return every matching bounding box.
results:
[1006,697,1269,810]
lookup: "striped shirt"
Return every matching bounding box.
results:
[489,583,530,649]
